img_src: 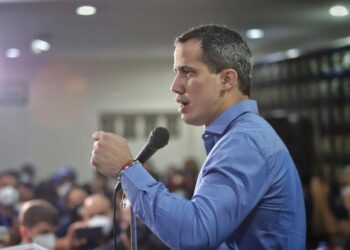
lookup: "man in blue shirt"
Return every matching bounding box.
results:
[91,25,306,249]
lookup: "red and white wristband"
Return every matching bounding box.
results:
[120,159,140,172]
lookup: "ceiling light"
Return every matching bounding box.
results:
[329,5,349,16]
[6,48,20,58]
[76,5,96,16]
[246,29,264,39]
[286,49,300,59]
[31,39,50,54]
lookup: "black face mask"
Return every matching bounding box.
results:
[69,204,83,222]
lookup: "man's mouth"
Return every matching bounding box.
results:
[180,100,189,107]
[177,99,189,113]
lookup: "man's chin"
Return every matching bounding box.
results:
[182,115,202,126]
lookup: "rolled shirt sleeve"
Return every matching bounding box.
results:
[121,132,268,250]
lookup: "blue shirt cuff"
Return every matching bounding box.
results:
[120,163,157,203]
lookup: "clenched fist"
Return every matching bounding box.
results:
[91,131,133,178]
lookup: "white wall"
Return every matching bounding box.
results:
[0,58,206,182]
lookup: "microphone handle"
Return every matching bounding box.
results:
[114,143,155,192]
[135,144,157,164]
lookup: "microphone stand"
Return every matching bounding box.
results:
[130,205,138,250]
[115,127,169,250]
[114,181,138,250]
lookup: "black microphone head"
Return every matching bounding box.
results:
[148,127,169,149]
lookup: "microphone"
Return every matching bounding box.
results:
[136,127,170,164]
[114,127,169,192]
[112,127,169,250]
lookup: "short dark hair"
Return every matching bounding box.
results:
[175,24,252,96]
[0,170,19,179]
[19,199,59,228]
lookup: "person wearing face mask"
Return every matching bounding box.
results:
[56,186,89,238]
[310,166,350,249]
[19,163,36,186]
[68,193,127,250]
[52,167,76,200]
[65,186,89,223]
[51,166,77,226]
[18,199,59,249]
[0,170,21,247]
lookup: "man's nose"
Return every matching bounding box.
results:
[171,75,184,94]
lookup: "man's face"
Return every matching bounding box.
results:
[340,173,350,211]
[0,175,18,188]
[171,40,224,127]
[25,222,56,242]
[82,198,110,221]
[66,188,88,210]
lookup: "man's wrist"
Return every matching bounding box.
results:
[120,159,140,172]
[116,159,140,181]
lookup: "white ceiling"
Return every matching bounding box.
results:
[0,0,349,63]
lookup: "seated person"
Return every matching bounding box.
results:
[74,193,126,250]
[0,170,20,247]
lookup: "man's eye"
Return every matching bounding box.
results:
[184,70,192,76]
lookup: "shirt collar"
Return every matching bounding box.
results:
[205,99,259,135]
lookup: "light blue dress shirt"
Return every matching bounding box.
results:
[121,100,306,249]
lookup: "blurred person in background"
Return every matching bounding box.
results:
[0,170,20,247]
[166,167,188,198]
[16,163,37,218]
[17,183,35,207]
[311,165,350,249]
[18,183,35,203]
[34,180,58,208]
[19,199,59,249]
[19,163,36,186]
[51,166,77,220]
[338,165,350,220]
[87,172,113,198]
[52,166,77,202]
[56,186,89,238]
[165,159,199,199]
[67,193,127,250]
[65,186,89,223]
[0,170,19,188]
[182,158,199,198]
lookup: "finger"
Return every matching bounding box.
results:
[92,141,100,150]
[90,155,94,166]
[92,131,103,140]
[91,154,99,167]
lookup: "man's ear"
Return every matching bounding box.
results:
[19,225,30,241]
[220,69,238,91]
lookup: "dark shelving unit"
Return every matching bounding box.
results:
[253,46,350,178]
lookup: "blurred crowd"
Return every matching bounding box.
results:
[1,160,350,250]
[0,159,198,250]
[306,165,350,250]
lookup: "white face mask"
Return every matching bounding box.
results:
[174,188,188,198]
[57,182,73,198]
[341,185,350,197]
[87,215,112,235]
[33,233,56,250]
[0,185,19,207]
